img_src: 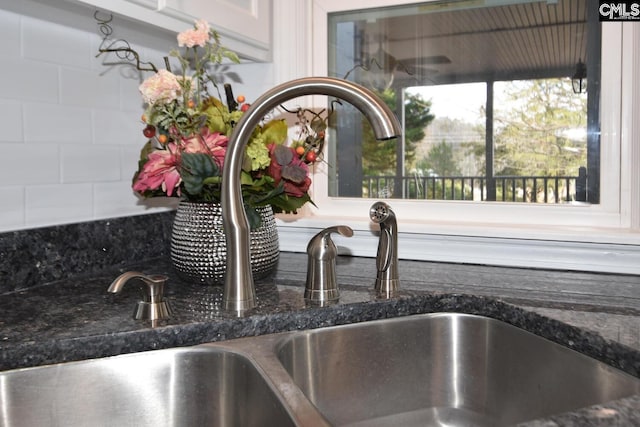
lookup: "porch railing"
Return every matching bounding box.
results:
[362,173,586,203]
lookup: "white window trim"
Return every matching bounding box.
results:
[272,0,640,274]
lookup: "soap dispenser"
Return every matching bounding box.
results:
[305,225,353,304]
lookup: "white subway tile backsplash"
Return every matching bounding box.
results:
[60,67,120,108]
[0,58,59,102]
[25,183,93,227]
[61,145,121,183]
[0,9,21,58]
[24,103,92,144]
[0,187,25,231]
[0,143,59,186]
[22,16,92,69]
[119,72,146,112]
[93,109,142,146]
[94,181,176,219]
[121,146,143,181]
[0,101,24,142]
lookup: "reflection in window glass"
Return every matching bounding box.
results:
[327,0,600,204]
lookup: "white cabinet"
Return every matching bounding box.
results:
[159,0,271,61]
[69,0,271,61]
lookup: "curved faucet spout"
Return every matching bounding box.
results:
[221,77,402,313]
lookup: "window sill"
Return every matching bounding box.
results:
[276,213,640,275]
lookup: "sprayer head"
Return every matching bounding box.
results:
[369,201,395,225]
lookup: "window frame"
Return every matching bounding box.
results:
[272,0,640,274]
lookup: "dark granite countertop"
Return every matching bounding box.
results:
[1,254,637,373]
[1,213,640,426]
[1,255,639,426]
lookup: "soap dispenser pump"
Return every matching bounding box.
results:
[305,225,354,304]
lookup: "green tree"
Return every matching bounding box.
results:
[423,116,485,176]
[417,140,461,176]
[493,79,587,176]
[362,89,435,175]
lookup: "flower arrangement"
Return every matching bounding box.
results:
[96,16,325,228]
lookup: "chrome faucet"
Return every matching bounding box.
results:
[221,77,402,313]
[369,202,400,297]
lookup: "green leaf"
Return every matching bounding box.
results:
[310,117,327,133]
[181,152,220,195]
[139,140,156,160]
[268,192,314,214]
[240,170,255,186]
[224,50,241,64]
[202,176,222,185]
[245,205,261,229]
[132,141,158,186]
[252,184,285,204]
[261,119,288,145]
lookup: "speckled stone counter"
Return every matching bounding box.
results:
[1,213,640,426]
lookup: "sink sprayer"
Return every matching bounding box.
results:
[370,201,400,297]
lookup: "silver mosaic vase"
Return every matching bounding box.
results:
[170,201,279,285]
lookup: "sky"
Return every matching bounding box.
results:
[406,80,588,142]
[406,82,486,124]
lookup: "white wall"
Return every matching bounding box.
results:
[0,0,274,232]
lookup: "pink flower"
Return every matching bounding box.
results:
[177,19,210,48]
[181,129,228,168]
[139,70,182,105]
[133,143,182,196]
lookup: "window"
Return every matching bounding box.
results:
[272,0,639,273]
[326,0,600,205]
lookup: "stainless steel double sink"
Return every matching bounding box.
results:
[1,313,639,426]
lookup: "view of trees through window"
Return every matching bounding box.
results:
[329,0,598,205]
[359,79,587,203]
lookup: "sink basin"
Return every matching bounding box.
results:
[2,312,638,426]
[0,347,295,427]
[276,313,640,427]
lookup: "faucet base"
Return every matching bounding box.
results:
[304,288,340,303]
[375,278,400,298]
[134,301,173,321]
[223,297,257,314]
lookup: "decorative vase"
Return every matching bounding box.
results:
[170,201,279,285]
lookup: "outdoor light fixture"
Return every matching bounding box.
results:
[572,60,587,94]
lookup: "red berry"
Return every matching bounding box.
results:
[237,95,246,103]
[241,103,250,112]
[305,151,317,163]
[143,125,156,138]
